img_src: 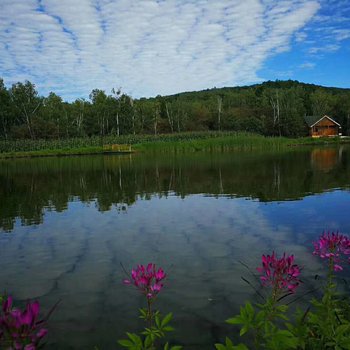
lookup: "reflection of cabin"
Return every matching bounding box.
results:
[304,115,342,137]
[311,148,338,172]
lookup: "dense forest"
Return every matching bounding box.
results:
[1,78,350,140]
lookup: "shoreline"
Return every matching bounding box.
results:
[0,135,349,159]
[0,147,134,159]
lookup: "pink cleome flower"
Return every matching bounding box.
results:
[313,231,350,271]
[123,263,166,299]
[257,252,301,294]
[0,295,48,349]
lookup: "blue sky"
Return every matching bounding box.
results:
[0,0,349,101]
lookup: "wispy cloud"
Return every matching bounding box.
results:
[0,0,320,100]
[331,28,350,41]
[295,31,308,42]
[303,0,350,58]
[308,44,340,54]
[299,62,315,69]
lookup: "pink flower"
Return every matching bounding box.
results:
[0,296,48,350]
[313,232,350,271]
[257,252,301,294]
[123,263,166,299]
[24,345,36,350]
[2,295,13,313]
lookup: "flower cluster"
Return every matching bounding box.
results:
[257,252,301,294]
[0,296,48,350]
[313,231,350,271]
[123,263,166,299]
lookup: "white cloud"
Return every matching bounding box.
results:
[332,28,350,41]
[0,0,320,100]
[295,31,308,42]
[299,62,315,69]
[302,0,350,59]
[308,43,340,54]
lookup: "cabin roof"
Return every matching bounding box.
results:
[304,115,341,128]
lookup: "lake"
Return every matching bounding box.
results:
[1,146,350,349]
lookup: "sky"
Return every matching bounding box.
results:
[0,0,349,101]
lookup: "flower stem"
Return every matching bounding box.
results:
[147,298,153,327]
[327,256,334,290]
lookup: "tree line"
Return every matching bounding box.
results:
[1,78,350,140]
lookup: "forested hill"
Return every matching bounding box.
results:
[165,80,350,100]
[1,78,349,140]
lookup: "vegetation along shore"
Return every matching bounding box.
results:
[0,132,349,159]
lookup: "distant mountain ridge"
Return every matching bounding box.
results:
[155,80,350,101]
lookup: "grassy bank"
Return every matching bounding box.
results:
[0,132,348,159]
[0,131,247,153]
[133,134,289,153]
[132,133,348,153]
[0,145,134,159]
[0,146,107,159]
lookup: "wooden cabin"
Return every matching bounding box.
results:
[304,115,342,137]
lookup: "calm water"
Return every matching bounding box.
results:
[1,146,350,349]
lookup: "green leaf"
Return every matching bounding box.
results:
[150,332,157,342]
[225,338,234,347]
[215,338,249,350]
[126,332,142,346]
[269,330,298,349]
[169,346,183,350]
[255,310,265,323]
[240,325,249,336]
[226,316,243,325]
[155,330,164,338]
[144,335,153,348]
[155,314,161,328]
[233,345,249,350]
[245,302,254,318]
[275,313,289,321]
[142,328,152,336]
[161,312,173,327]
[277,305,288,312]
[118,339,134,347]
[335,324,350,335]
[139,308,147,319]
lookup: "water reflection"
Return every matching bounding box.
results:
[0,147,350,349]
[1,146,350,232]
[310,146,343,172]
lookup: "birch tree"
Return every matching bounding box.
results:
[10,81,42,139]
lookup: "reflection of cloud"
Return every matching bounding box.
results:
[0,0,319,99]
[0,193,334,347]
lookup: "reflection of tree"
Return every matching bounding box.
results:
[1,147,350,232]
